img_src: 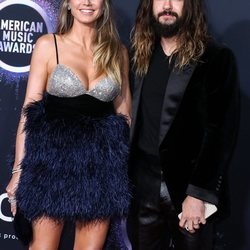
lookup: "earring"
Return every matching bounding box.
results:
[67,3,71,10]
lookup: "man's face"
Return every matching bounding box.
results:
[152,0,185,37]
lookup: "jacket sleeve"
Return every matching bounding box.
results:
[186,46,240,205]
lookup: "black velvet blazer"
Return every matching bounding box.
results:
[129,42,240,216]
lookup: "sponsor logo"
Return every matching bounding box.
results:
[0,232,18,240]
[0,193,18,242]
[0,193,13,222]
[0,0,52,73]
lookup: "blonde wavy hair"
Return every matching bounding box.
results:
[131,0,210,76]
[56,0,123,84]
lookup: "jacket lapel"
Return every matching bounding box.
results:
[158,63,197,146]
[130,76,143,142]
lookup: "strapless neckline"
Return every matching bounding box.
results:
[50,64,111,92]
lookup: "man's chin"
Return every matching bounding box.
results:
[158,21,177,30]
[160,20,176,26]
[152,16,182,38]
[159,16,176,24]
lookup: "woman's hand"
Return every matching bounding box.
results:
[6,172,21,216]
[179,196,206,233]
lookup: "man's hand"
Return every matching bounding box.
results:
[179,196,206,233]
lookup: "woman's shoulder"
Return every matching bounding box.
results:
[32,33,58,61]
[34,33,56,51]
[31,34,57,66]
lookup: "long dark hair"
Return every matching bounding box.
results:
[131,0,209,76]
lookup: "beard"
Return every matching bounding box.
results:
[152,11,183,38]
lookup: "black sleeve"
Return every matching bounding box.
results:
[186,46,240,205]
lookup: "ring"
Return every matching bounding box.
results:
[185,224,189,231]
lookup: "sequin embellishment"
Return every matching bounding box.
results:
[47,64,120,102]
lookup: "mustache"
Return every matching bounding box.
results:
[158,10,178,18]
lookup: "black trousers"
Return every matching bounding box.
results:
[127,149,214,250]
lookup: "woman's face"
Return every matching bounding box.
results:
[68,0,105,26]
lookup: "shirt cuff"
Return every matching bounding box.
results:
[186,184,219,205]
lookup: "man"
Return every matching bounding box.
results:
[127,0,239,249]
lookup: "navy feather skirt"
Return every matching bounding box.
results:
[15,93,130,246]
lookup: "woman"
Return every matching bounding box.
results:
[6,0,131,249]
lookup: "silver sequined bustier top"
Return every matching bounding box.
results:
[47,64,120,102]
